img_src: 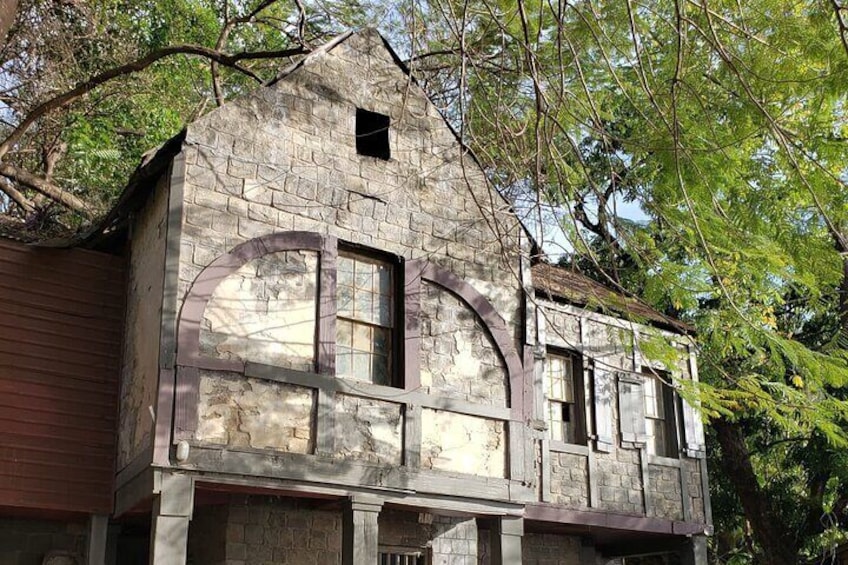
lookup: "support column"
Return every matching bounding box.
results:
[149,473,194,565]
[491,516,523,565]
[680,535,708,565]
[342,496,383,565]
[86,514,108,565]
[579,537,597,564]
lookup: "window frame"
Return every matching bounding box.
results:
[642,369,680,459]
[544,348,588,446]
[333,242,404,388]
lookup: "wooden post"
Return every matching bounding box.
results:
[491,516,523,565]
[149,473,194,565]
[343,496,383,565]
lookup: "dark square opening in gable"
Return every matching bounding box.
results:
[356,108,390,160]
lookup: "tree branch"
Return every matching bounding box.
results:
[0,43,309,161]
[0,177,34,214]
[0,163,92,217]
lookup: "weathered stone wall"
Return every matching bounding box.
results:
[538,298,712,522]
[196,371,315,452]
[201,250,318,371]
[333,394,402,465]
[205,496,342,565]
[520,533,582,565]
[683,459,706,523]
[549,452,590,508]
[0,517,87,565]
[187,504,227,565]
[378,510,477,564]
[178,28,524,327]
[118,173,168,469]
[419,281,508,406]
[647,464,684,521]
[420,409,505,477]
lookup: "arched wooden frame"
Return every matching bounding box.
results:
[173,232,526,439]
[404,260,524,415]
[176,230,330,372]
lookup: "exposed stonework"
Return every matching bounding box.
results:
[378,509,477,564]
[647,464,684,521]
[177,29,524,333]
[420,409,505,477]
[191,497,342,565]
[196,371,315,452]
[419,281,508,406]
[595,448,644,515]
[521,533,582,565]
[201,250,318,371]
[684,459,706,523]
[333,394,402,465]
[430,515,478,565]
[0,517,86,565]
[118,173,168,469]
[549,451,590,508]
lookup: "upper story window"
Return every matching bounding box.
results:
[336,252,395,385]
[644,371,678,458]
[545,352,585,444]
[356,108,390,160]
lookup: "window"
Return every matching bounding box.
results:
[379,551,426,565]
[643,371,678,458]
[356,108,390,160]
[336,252,395,385]
[545,352,585,444]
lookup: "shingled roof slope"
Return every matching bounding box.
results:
[532,262,694,334]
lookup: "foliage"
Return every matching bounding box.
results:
[1,0,847,562]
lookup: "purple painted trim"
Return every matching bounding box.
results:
[414,261,524,415]
[524,503,708,536]
[522,345,534,419]
[174,366,199,440]
[176,231,324,368]
[154,368,175,463]
[317,236,337,374]
[404,261,423,391]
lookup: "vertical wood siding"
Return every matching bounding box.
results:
[0,237,124,515]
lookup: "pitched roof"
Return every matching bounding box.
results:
[532,262,694,335]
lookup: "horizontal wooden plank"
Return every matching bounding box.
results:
[0,310,121,348]
[0,267,125,304]
[0,483,112,515]
[0,387,116,418]
[0,451,113,479]
[0,408,117,440]
[0,431,114,458]
[0,326,121,363]
[0,241,125,278]
[0,287,123,322]
[0,343,118,374]
[0,374,116,404]
[0,357,117,386]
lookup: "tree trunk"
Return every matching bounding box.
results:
[713,418,799,565]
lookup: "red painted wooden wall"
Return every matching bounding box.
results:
[0,237,125,516]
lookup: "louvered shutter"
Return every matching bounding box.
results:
[618,373,646,446]
[681,348,707,458]
[592,368,614,452]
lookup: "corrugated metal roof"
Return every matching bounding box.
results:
[532,262,694,334]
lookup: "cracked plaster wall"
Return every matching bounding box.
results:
[420,409,505,477]
[195,370,315,452]
[419,281,508,406]
[201,250,318,371]
[333,394,402,465]
[118,173,168,470]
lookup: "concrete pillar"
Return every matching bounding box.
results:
[149,473,194,565]
[491,516,523,565]
[86,514,108,565]
[342,496,383,565]
[680,535,708,565]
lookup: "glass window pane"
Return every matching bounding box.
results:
[336,347,351,377]
[352,351,372,382]
[337,256,354,286]
[336,319,353,348]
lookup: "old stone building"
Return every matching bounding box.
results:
[0,29,710,565]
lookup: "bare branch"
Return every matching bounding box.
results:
[0,163,92,217]
[0,177,34,214]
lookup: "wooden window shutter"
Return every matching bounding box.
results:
[618,373,646,446]
[592,367,614,452]
[681,349,707,458]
